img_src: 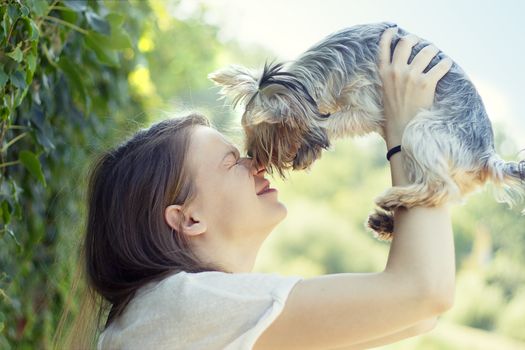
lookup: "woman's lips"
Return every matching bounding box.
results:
[258,187,277,195]
[257,183,277,195]
[256,179,270,195]
[256,179,278,195]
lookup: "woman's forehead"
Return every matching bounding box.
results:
[192,126,238,150]
[187,126,239,179]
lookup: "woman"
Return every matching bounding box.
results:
[55,26,455,349]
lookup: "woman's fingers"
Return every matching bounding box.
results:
[392,34,420,68]
[425,57,454,86]
[410,44,441,73]
[377,26,453,143]
[378,27,398,69]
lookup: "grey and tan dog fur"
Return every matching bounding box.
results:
[208,21,525,241]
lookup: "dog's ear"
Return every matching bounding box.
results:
[208,64,259,109]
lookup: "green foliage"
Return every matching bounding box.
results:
[256,197,387,276]
[0,0,154,348]
[376,320,525,350]
[444,271,506,330]
[496,287,525,342]
[0,0,240,347]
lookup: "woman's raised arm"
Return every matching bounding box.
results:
[253,202,454,350]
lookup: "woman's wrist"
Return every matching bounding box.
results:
[384,125,403,147]
[384,130,409,185]
[386,136,402,151]
[387,145,402,161]
[388,148,410,186]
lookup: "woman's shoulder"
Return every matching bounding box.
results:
[137,269,304,303]
[99,271,304,349]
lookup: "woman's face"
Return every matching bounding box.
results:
[185,125,287,245]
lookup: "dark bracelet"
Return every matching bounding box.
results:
[386,145,402,161]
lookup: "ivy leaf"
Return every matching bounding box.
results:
[85,31,119,66]
[86,28,132,51]
[18,16,39,42]
[85,10,110,35]
[106,12,124,27]
[0,68,8,89]
[1,200,11,225]
[5,226,21,247]
[106,13,132,49]
[1,14,9,38]
[7,5,19,19]
[58,57,90,113]
[10,71,26,89]
[27,0,49,17]
[26,53,37,74]
[19,150,47,187]
[60,7,79,24]
[20,4,30,16]
[0,107,8,121]
[62,0,87,12]
[35,128,55,152]
[27,18,40,40]
[6,46,23,63]
[110,29,132,50]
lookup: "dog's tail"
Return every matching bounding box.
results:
[484,152,525,215]
[208,64,260,109]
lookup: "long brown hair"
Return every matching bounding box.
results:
[53,113,227,349]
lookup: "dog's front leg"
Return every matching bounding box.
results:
[319,105,384,140]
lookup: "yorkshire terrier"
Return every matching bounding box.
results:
[208,21,525,241]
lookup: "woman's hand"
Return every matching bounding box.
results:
[378,27,453,148]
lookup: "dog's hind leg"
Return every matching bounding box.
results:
[374,116,462,211]
[374,180,457,211]
[366,208,395,241]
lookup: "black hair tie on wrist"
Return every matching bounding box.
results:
[387,145,402,161]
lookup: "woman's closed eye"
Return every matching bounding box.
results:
[225,148,252,168]
[232,155,251,167]
[227,152,241,167]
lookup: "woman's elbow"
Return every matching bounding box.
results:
[426,287,455,314]
[417,280,455,315]
[413,317,439,336]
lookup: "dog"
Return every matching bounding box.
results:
[208,21,525,241]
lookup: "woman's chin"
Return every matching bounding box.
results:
[274,203,288,223]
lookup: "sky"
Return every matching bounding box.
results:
[173,0,524,154]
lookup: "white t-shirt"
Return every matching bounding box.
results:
[97,270,304,350]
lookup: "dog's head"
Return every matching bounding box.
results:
[208,60,330,179]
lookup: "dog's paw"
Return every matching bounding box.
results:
[366,208,394,241]
[375,188,409,212]
[375,196,405,212]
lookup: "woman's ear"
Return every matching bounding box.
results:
[164,204,207,237]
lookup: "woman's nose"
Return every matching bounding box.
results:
[250,159,265,175]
